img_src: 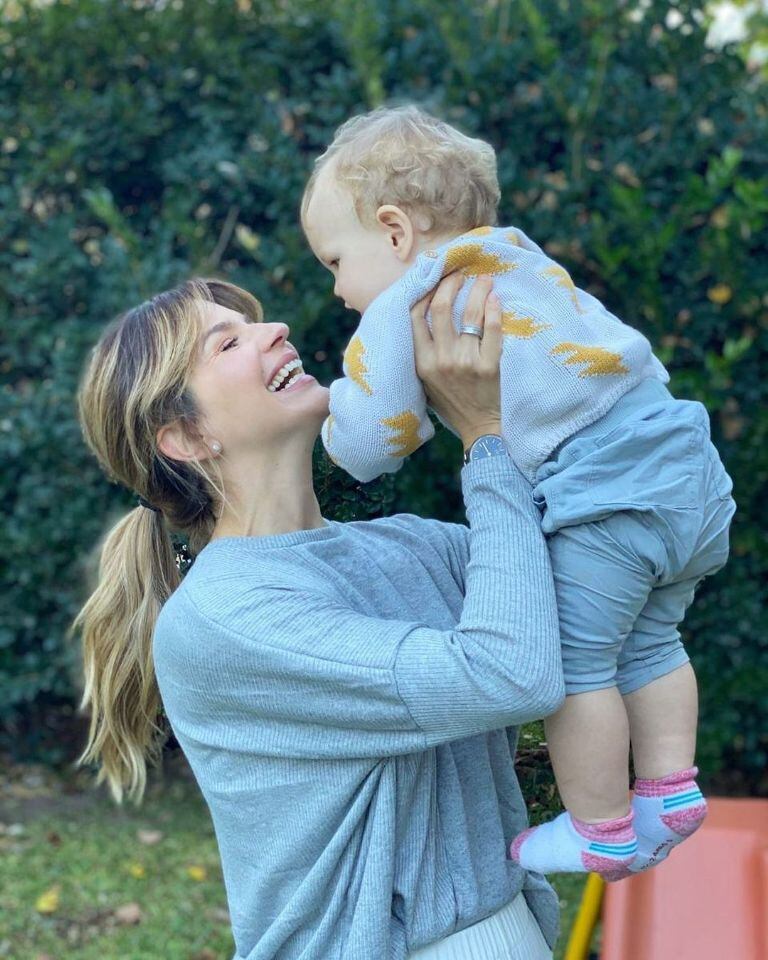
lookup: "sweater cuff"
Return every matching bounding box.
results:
[460,451,531,491]
[460,454,538,523]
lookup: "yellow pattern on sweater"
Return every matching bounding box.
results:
[502,309,552,339]
[541,265,581,311]
[381,411,422,458]
[345,335,373,396]
[550,343,629,377]
[443,244,517,277]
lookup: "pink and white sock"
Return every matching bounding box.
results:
[630,766,707,872]
[509,810,637,881]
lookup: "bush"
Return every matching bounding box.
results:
[1,0,766,792]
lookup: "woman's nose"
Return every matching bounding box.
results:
[262,322,290,349]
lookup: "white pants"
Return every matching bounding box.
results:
[407,894,553,960]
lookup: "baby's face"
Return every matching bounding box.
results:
[303,167,410,314]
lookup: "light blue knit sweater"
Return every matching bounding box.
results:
[152,457,565,959]
[321,225,669,483]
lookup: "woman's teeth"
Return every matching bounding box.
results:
[267,357,304,392]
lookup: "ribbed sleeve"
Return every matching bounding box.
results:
[394,456,564,743]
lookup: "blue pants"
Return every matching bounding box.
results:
[532,379,736,696]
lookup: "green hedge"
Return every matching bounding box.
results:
[1,0,766,792]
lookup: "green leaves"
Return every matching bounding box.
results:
[2,0,766,793]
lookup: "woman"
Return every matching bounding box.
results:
[73,272,565,959]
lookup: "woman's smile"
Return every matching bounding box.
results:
[283,371,317,392]
[273,370,318,395]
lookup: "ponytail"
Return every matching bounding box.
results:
[71,505,180,804]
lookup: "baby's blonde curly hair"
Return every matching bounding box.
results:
[301,104,500,236]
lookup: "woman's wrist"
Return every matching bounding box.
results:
[460,422,502,453]
[463,434,508,466]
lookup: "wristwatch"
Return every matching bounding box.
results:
[463,434,508,465]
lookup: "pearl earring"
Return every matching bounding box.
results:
[211,441,221,454]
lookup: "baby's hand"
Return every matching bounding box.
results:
[410,273,503,450]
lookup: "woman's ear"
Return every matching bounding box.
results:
[156,422,212,463]
[375,205,417,262]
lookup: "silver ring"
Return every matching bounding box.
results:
[459,324,483,337]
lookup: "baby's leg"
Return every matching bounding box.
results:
[616,477,734,871]
[623,664,705,873]
[511,514,661,879]
[623,661,698,779]
[544,689,630,821]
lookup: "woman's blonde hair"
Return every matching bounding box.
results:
[71,278,263,805]
[301,104,501,235]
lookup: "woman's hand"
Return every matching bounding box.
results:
[410,273,503,451]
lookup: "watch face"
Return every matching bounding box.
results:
[477,437,496,456]
[467,435,506,461]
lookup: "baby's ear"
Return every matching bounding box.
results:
[375,204,415,261]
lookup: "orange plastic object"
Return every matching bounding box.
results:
[601,797,768,960]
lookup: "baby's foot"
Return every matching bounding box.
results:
[510,810,637,881]
[630,766,707,872]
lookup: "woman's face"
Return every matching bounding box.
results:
[187,301,330,458]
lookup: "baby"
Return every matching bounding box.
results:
[301,105,735,880]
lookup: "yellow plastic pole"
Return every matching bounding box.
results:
[563,872,605,960]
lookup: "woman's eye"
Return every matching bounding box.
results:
[221,337,238,351]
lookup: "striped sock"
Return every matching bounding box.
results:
[630,766,707,872]
[509,810,637,881]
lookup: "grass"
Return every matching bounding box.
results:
[0,760,233,960]
[0,754,589,960]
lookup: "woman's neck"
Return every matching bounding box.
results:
[210,445,325,540]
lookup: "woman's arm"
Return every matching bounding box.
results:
[394,455,564,745]
[388,275,562,741]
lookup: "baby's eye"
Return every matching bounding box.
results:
[221,337,238,351]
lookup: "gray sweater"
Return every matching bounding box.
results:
[152,456,565,959]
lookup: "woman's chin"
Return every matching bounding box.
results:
[304,380,330,418]
[312,379,331,403]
